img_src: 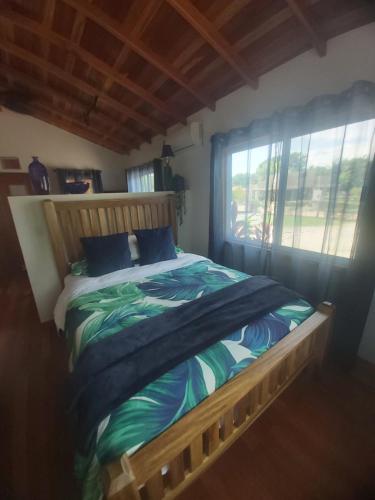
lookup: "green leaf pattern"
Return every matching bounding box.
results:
[66,260,314,500]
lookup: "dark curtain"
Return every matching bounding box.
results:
[56,169,103,193]
[209,81,375,366]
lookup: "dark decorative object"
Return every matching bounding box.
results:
[65,181,90,194]
[55,168,103,194]
[160,142,174,191]
[28,156,49,194]
[172,174,186,225]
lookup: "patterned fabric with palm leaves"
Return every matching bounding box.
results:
[65,259,314,500]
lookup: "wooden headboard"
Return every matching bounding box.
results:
[43,194,177,283]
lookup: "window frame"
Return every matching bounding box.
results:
[224,121,372,264]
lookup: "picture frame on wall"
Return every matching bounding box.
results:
[0,157,22,170]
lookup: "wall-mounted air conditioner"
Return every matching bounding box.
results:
[171,121,203,154]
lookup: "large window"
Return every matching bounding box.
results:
[227,118,375,258]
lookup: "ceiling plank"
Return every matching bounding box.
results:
[63,0,216,111]
[65,10,87,73]
[166,0,258,89]
[101,0,166,140]
[0,37,164,138]
[0,62,137,150]
[286,0,326,56]
[41,0,55,81]
[0,7,185,126]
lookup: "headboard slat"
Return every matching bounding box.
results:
[43,195,177,284]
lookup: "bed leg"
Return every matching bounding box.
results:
[104,454,140,500]
[315,302,335,375]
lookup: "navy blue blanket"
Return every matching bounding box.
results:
[68,275,299,453]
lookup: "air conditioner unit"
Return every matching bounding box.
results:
[171,121,203,154]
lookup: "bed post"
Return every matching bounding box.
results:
[104,454,140,500]
[43,200,69,285]
[315,302,335,372]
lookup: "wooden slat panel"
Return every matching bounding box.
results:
[59,211,76,262]
[189,435,204,472]
[168,454,185,489]
[248,387,258,415]
[114,207,125,233]
[89,208,100,235]
[79,209,92,237]
[151,204,159,228]
[123,206,132,232]
[106,207,117,234]
[220,408,234,441]
[144,204,152,229]
[69,209,83,259]
[130,206,139,230]
[43,200,69,281]
[98,208,109,235]
[205,421,220,455]
[137,205,146,229]
[234,397,247,427]
[144,470,164,500]
[44,195,178,279]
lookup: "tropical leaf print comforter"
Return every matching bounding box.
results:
[59,254,314,500]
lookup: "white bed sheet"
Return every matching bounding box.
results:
[54,253,207,331]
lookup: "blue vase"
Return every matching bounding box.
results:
[28,156,50,195]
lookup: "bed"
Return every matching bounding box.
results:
[43,194,334,500]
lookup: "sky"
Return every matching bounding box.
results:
[232,118,375,176]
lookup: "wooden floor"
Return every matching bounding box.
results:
[1,274,374,500]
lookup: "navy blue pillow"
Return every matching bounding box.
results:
[134,226,177,265]
[80,232,133,277]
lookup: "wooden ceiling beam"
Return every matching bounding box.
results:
[0,37,162,140]
[65,8,87,73]
[166,0,258,89]
[0,61,137,150]
[130,0,251,115]
[63,0,216,111]
[286,0,326,56]
[101,0,163,97]
[0,7,185,126]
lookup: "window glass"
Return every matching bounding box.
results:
[226,118,375,259]
[282,119,375,257]
[229,143,281,243]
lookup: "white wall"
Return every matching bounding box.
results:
[9,192,191,323]
[0,108,125,191]
[124,23,375,257]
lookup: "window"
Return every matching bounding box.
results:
[127,164,155,193]
[227,118,375,258]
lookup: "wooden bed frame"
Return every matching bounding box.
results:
[43,194,335,500]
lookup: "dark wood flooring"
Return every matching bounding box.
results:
[1,274,374,500]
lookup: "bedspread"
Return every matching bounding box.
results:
[58,255,314,500]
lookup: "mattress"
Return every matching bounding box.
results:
[55,253,314,500]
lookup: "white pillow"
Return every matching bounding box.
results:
[128,234,140,261]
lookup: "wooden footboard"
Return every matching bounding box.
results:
[104,302,334,500]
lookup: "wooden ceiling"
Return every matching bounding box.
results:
[0,0,373,154]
